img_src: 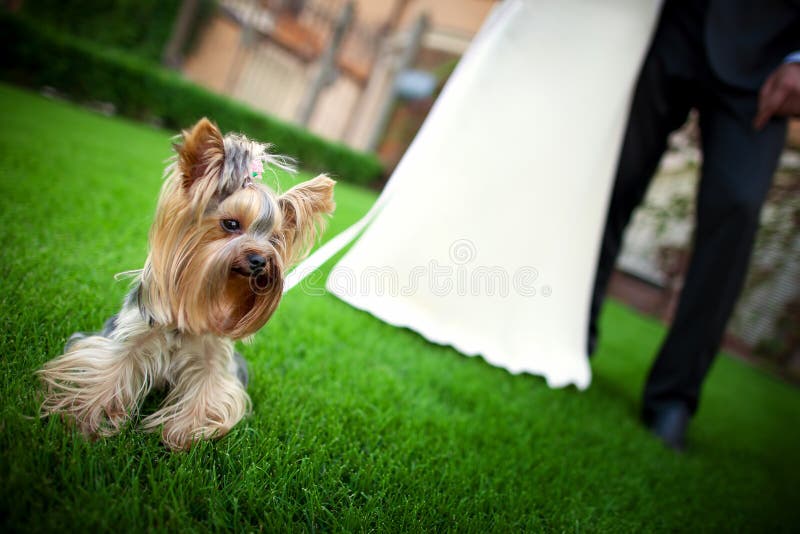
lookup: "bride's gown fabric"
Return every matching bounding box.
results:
[284,0,663,388]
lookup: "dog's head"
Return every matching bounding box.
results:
[141,118,335,339]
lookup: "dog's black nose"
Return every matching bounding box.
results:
[247,253,267,272]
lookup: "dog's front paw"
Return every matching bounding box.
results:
[39,336,146,437]
[142,372,250,450]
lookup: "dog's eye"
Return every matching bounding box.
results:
[221,219,241,233]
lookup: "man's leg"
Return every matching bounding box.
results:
[587,15,696,355]
[642,95,787,419]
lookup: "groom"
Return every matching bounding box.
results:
[588,0,800,450]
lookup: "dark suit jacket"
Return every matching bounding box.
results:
[706,0,800,90]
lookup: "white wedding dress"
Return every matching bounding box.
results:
[285,0,663,389]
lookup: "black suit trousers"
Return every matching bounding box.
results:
[588,3,787,417]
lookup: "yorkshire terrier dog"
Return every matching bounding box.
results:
[38,118,335,450]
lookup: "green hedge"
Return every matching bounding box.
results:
[0,13,383,185]
[19,0,214,62]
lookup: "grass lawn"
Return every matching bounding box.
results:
[1,82,798,532]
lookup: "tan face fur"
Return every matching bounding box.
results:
[140,118,335,339]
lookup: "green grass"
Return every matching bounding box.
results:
[1,82,798,532]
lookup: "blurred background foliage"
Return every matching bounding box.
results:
[20,0,215,61]
[0,5,383,184]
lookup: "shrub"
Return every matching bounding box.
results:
[19,0,214,62]
[0,13,383,185]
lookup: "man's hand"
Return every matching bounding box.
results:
[754,62,800,130]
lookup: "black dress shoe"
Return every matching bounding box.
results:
[644,402,690,452]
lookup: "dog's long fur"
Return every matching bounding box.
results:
[38,118,335,450]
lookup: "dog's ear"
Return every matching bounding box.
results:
[277,174,336,266]
[175,118,225,190]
